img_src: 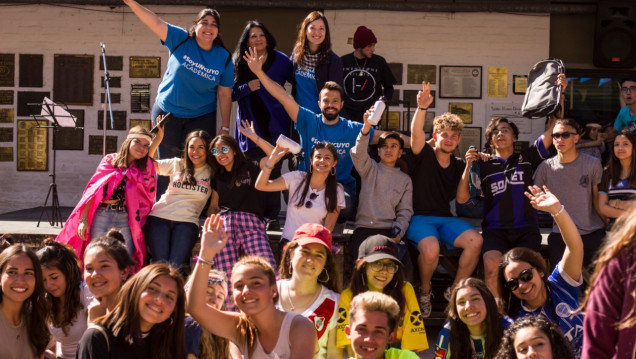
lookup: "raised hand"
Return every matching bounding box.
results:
[417,82,434,109]
[243,47,264,75]
[237,119,257,140]
[267,143,289,165]
[556,73,568,92]
[524,185,562,215]
[200,214,228,257]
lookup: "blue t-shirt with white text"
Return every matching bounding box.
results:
[294,67,320,113]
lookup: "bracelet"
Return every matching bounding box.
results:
[79,217,89,224]
[221,126,230,132]
[615,199,620,209]
[551,204,565,217]
[419,107,429,111]
[193,255,214,266]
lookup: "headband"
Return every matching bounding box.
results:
[127,134,152,142]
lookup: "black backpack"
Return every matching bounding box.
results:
[521,58,565,119]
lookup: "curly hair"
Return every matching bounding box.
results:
[433,112,463,135]
[495,316,575,359]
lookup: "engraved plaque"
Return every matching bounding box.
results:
[101,76,121,88]
[99,56,123,71]
[131,84,151,113]
[89,135,118,155]
[407,65,436,84]
[100,93,121,104]
[0,54,15,87]
[97,110,127,130]
[0,90,13,105]
[0,147,12,161]
[449,102,473,124]
[130,119,152,131]
[17,91,50,116]
[388,63,403,85]
[0,128,13,142]
[19,54,43,87]
[53,54,94,105]
[54,109,84,151]
[0,108,14,123]
[17,120,48,171]
[129,56,161,78]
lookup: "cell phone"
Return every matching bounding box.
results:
[150,113,172,134]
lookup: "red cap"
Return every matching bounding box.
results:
[291,223,333,251]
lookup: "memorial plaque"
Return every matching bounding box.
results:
[439,66,482,99]
[388,63,403,85]
[0,54,15,87]
[404,90,435,108]
[0,108,14,123]
[89,135,118,155]
[100,93,121,104]
[17,91,50,116]
[457,127,482,157]
[0,147,12,162]
[99,56,124,71]
[407,64,436,84]
[130,119,152,131]
[449,102,473,124]
[54,109,84,151]
[19,54,43,87]
[97,110,127,130]
[0,90,13,105]
[0,128,13,142]
[513,75,528,95]
[129,56,161,78]
[53,54,94,105]
[131,84,151,113]
[101,76,121,88]
[17,120,48,171]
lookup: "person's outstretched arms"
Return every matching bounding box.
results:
[123,0,168,42]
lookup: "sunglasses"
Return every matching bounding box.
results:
[368,261,398,274]
[304,192,319,208]
[551,132,577,139]
[505,267,535,291]
[211,145,230,156]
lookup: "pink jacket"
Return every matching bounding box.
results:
[56,154,156,272]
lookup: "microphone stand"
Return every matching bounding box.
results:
[100,42,115,156]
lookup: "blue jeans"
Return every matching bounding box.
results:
[151,103,217,200]
[144,215,200,268]
[90,206,134,255]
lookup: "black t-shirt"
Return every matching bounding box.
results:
[212,160,264,216]
[76,326,152,359]
[341,53,396,122]
[410,144,465,217]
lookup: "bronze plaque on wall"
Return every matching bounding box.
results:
[388,63,403,85]
[100,93,121,104]
[17,120,48,171]
[0,128,13,142]
[130,119,152,131]
[0,147,12,162]
[0,54,15,87]
[99,56,123,71]
[89,135,118,155]
[101,76,121,88]
[54,109,84,151]
[129,56,161,78]
[97,110,127,130]
[17,91,50,116]
[53,54,94,105]
[0,90,13,104]
[407,65,436,84]
[0,108,14,123]
[19,54,43,87]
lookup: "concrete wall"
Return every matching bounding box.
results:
[0,5,550,214]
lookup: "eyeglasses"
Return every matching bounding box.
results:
[211,146,230,156]
[504,267,535,291]
[368,261,399,274]
[492,127,513,136]
[305,192,319,208]
[621,86,636,94]
[551,132,577,139]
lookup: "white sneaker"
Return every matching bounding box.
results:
[419,290,433,318]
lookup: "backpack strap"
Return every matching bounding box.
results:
[170,37,189,57]
[88,324,110,352]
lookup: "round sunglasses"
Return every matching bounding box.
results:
[505,267,535,291]
[305,192,319,208]
[211,145,230,156]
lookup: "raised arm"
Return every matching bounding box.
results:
[541,74,568,150]
[244,47,299,121]
[255,144,289,192]
[123,0,168,42]
[525,185,583,280]
[186,215,241,342]
[237,120,276,169]
[148,115,164,160]
[410,82,434,155]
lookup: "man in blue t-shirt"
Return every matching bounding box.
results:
[614,77,636,134]
[244,48,407,220]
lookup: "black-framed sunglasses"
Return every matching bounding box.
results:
[211,146,230,156]
[551,132,577,139]
[305,192,319,208]
[505,267,535,291]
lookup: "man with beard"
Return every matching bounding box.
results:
[341,26,396,123]
[407,82,483,318]
[244,47,405,220]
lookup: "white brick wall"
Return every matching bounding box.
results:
[0,5,550,214]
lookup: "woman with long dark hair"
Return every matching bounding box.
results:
[498,186,584,359]
[0,244,50,358]
[77,263,187,359]
[145,124,214,270]
[337,235,428,353]
[123,0,234,199]
[434,277,512,359]
[255,141,344,243]
[290,11,344,113]
[57,126,156,272]
[597,128,636,227]
[37,239,93,359]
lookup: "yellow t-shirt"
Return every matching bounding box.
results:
[336,282,429,352]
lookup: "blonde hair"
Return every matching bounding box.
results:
[433,112,464,135]
[349,291,401,331]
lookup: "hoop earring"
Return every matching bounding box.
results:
[165,317,174,326]
[330,167,336,175]
[318,268,330,283]
[309,166,313,173]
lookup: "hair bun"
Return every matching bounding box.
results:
[106,228,125,244]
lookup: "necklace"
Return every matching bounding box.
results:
[285,281,320,313]
[354,56,368,76]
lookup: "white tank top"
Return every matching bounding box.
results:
[240,312,299,359]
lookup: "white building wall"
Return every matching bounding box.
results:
[0,5,550,214]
